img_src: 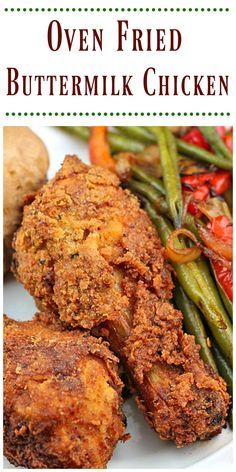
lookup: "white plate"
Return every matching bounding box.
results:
[4,127,233,469]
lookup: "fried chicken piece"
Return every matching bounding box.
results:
[4,314,125,469]
[13,156,230,447]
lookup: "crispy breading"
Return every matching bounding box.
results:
[4,314,125,469]
[13,156,230,446]
[122,285,229,444]
[12,156,172,329]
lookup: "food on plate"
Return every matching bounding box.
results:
[3,126,49,273]
[61,125,233,376]
[4,314,125,469]
[13,156,230,447]
[59,125,233,388]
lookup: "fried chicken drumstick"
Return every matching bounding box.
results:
[13,156,230,447]
[4,314,125,468]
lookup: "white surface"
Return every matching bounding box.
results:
[4,127,233,469]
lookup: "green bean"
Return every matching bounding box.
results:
[186,263,232,366]
[148,181,232,323]
[131,165,165,195]
[174,284,217,371]
[211,340,232,396]
[182,220,233,321]
[185,220,233,319]
[128,179,161,199]
[143,201,233,366]
[177,258,232,366]
[195,253,233,321]
[127,180,168,216]
[129,167,200,237]
[116,126,156,144]
[121,126,233,169]
[61,126,233,171]
[108,132,144,153]
[211,341,233,428]
[184,213,200,238]
[60,126,233,365]
[148,127,183,228]
[199,126,232,161]
[60,126,144,154]
[176,139,232,170]
[59,126,90,141]
[197,256,228,311]
[218,285,233,320]
[180,258,229,324]
[164,128,179,175]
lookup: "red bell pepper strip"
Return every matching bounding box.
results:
[224,134,233,152]
[212,260,233,302]
[193,185,210,202]
[205,215,233,302]
[215,126,233,152]
[208,216,233,244]
[182,127,211,150]
[181,172,213,188]
[211,171,232,195]
[186,199,201,216]
[215,126,226,139]
[181,169,231,216]
[183,126,233,154]
[181,170,231,217]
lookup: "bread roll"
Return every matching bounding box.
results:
[3,127,49,273]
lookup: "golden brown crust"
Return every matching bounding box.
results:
[121,283,229,445]
[4,314,125,469]
[13,156,230,447]
[13,156,172,329]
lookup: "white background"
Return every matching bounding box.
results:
[0,0,235,126]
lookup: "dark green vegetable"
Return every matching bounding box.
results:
[60,126,144,154]
[211,339,233,430]
[127,179,161,200]
[59,126,233,369]
[199,126,232,161]
[143,201,233,366]
[196,256,228,314]
[116,126,156,144]
[148,127,183,228]
[174,284,217,371]
[211,340,232,396]
[176,139,232,170]
[117,125,232,168]
[127,180,168,216]
[108,132,144,154]
[183,213,200,238]
[197,254,232,321]
[131,165,165,195]
[59,126,90,141]
[182,221,233,321]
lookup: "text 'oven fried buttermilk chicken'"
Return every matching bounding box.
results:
[13,156,230,447]
[4,314,125,469]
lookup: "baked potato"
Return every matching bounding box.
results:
[3,127,49,273]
